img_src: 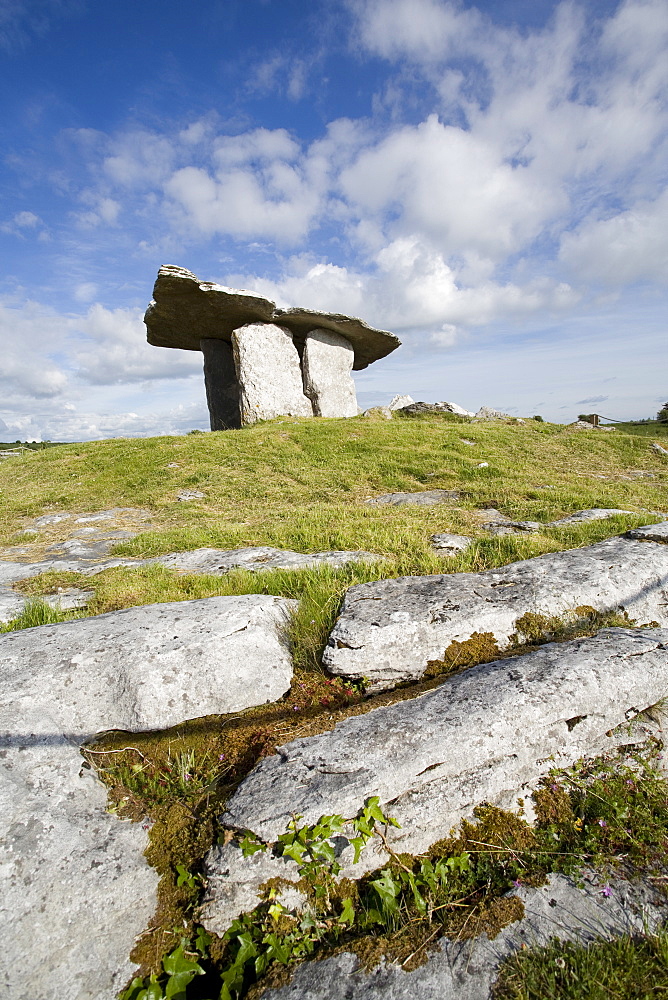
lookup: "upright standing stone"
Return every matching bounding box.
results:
[232,323,313,424]
[302,329,358,418]
[201,339,241,430]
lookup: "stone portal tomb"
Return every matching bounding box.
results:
[144,265,401,428]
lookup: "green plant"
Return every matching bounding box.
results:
[0,598,81,632]
[121,929,211,1000]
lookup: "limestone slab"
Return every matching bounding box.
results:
[302,329,357,418]
[145,265,400,370]
[430,533,473,555]
[550,508,632,525]
[232,323,313,424]
[222,628,668,853]
[151,547,382,575]
[365,490,460,507]
[0,731,158,1000]
[0,594,296,733]
[627,521,668,542]
[259,873,665,1000]
[323,534,668,688]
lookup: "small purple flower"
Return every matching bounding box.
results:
[600,885,612,897]
[512,879,522,888]
[293,705,300,711]
[598,819,607,828]
[219,754,226,761]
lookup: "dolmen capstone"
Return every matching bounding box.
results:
[144,265,401,429]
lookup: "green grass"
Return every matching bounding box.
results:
[494,927,668,999]
[0,598,81,632]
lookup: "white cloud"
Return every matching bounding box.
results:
[559,189,668,285]
[72,304,202,384]
[1,210,45,236]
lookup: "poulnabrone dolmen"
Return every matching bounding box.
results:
[145,265,402,429]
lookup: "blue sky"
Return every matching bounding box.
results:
[1,0,666,440]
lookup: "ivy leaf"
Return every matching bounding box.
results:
[338,897,356,925]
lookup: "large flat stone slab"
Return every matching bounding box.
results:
[145,265,400,370]
[627,520,668,542]
[151,546,383,575]
[259,872,666,1000]
[1,732,158,1000]
[0,594,296,732]
[302,329,358,418]
[232,323,313,424]
[221,628,668,853]
[323,534,668,688]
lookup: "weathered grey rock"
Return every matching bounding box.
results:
[437,400,474,416]
[398,401,473,417]
[388,394,414,410]
[397,402,447,416]
[362,406,392,419]
[476,461,489,468]
[0,584,25,622]
[151,547,383,575]
[430,533,473,555]
[0,595,295,733]
[201,338,241,430]
[483,519,543,536]
[568,419,598,430]
[652,442,668,456]
[550,508,632,525]
[302,329,357,418]
[222,628,668,854]
[365,490,459,507]
[233,323,313,424]
[1,730,158,1000]
[627,521,668,542]
[145,265,401,370]
[474,406,515,421]
[259,872,666,1000]
[200,844,303,936]
[42,588,94,610]
[176,489,206,501]
[323,534,668,687]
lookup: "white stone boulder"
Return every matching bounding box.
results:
[365,490,460,507]
[323,534,668,688]
[387,394,414,410]
[232,323,313,424]
[302,329,357,418]
[0,595,296,732]
[627,521,668,542]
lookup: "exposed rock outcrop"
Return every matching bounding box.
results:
[323,531,668,688]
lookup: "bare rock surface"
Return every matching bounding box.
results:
[551,507,632,525]
[388,394,414,410]
[259,872,666,1000]
[362,406,393,419]
[0,595,295,732]
[302,329,358,418]
[398,401,472,417]
[151,547,383,575]
[221,628,668,853]
[430,533,474,555]
[652,442,668,456]
[145,265,400,370]
[474,406,515,421]
[233,323,313,424]
[322,535,668,687]
[627,521,668,542]
[365,490,460,507]
[1,728,158,1000]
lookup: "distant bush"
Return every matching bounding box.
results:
[532,415,544,422]
[657,403,668,423]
